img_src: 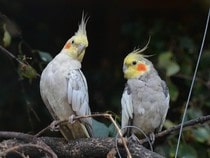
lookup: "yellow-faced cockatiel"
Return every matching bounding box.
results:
[121,42,169,143]
[40,15,92,140]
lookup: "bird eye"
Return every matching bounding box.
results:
[71,40,75,44]
[132,61,137,65]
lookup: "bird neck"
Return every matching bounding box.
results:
[138,67,158,81]
[56,52,82,69]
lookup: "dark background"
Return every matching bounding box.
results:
[0,0,209,157]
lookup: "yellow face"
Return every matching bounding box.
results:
[123,53,150,79]
[63,35,88,62]
[62,15,89,62]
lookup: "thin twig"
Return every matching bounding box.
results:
[0,114,210,158]
[35,114,210,157]
[156,115,210,138]
[35,120,66,137]
[0,131,57,158]
[108,114,132,158]
[7,115,210,145]
[36,113,132,158]
[0,143,57,158]
[0,45,25,65]
[0,45,40,77]
[74,113,132,158]
[35,125,53,137]
[139,115,210,144]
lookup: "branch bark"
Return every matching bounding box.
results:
[139,115,210,144]
[0,135,163,158]
[0,115,209,158]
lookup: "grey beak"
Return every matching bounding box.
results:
[78,44,85,55]
[123,65,127,72]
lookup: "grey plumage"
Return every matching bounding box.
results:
[121,53,169,139]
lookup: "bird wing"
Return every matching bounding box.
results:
[67,69,92,128]
[158,80,170,131]
[121,84,133,131]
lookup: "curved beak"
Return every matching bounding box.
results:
[78,44,86,56]
[123,64,127,72]
[77,44,86,62]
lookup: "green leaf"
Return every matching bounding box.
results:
[168,143,198,158]
[177,144,197,158]
[92,119,109,137]
[38,51,53,62]
[167,79,179,101]
[187,107,203,119]
[3,24,11,47]
[164,119,176,129]
[158,51,172,68]
[158,51,180,76]
[192,127,210,143]
[18,64,38,79]
[166,62,180,76]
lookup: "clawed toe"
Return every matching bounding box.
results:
[149,133,155,144]
[49,120,60,131]
[69,114,76,124]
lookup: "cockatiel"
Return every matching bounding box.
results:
[121,43,169,143]
[40,15,92,140]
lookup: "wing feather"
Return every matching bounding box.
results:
[121,85,133,131]
[158,80,170,131]
[67,69,92,126]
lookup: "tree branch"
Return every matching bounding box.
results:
[0,131,57,158]
[0,115,209,158]
[36,113,132,158]
[157,115,210,138]
[0,135,163,158]
[140,115,210,144]
[0,45,40,77]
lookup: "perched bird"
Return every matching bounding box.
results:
[40,15,92,140]
[121,43,169,143]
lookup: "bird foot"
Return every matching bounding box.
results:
[128,134,142,144]
[149,133,155,144]
[69,114,76,124]
[49,120,60,132]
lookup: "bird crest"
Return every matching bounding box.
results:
[75,13,89,36]
[132,35,151,57]
[124,36,153,64]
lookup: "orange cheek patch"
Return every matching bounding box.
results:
[137,63,147,72]
[64,42,71,49]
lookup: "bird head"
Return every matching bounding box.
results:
[123,50,151,79]
[62,14,89,62]
[122,37,154,80]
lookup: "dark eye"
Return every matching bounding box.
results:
[132,61,137,65]
[71,40,75,44]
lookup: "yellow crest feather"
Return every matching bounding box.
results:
[132,35,151,56]
[75,13,89,36]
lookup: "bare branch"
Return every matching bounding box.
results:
[0,135,163,158]
[139,115,210,144]
[0,143,57,158]
[35,114,210,157]
[0,45,40,77]
[0,131,57,158]
[36,113,132,158]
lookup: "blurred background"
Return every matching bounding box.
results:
[0,0,210,157]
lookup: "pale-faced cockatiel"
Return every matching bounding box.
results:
[40,15,92,140]
[121,43,169,143]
